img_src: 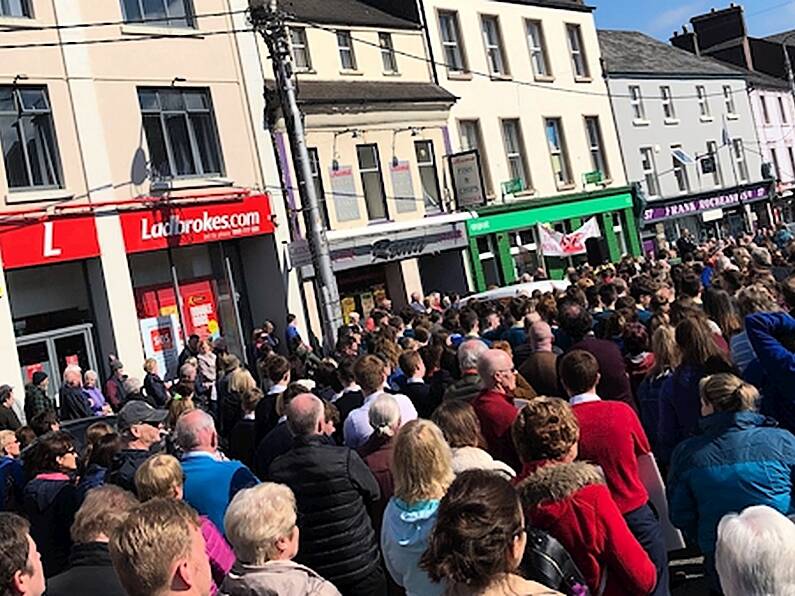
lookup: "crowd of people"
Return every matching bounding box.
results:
[2,224,795,595]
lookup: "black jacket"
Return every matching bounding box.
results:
[229,418,257,471]
[143,372,169,408]
[0,405,20,431]
[107,448,153,494]
[23,477,78,577]
[46,541,126,596]
[253,392,279,446]
[401,381,435,419]
[59,385,93,421]
[268,434,381,591]
[254,421,293,480]
[24,384,53,422]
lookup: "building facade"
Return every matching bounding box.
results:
[600,30,769,251]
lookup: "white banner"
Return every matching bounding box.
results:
[538,217,600,257]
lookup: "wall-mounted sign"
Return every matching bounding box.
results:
[501,178,525,195]
[390,160,416,214]
[0,214,101,270]
[642,182,770,223]
[583,170,604,185]
[330,165,360,222]
[450,150,487,209]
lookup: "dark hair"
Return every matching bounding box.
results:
[558,303,593,342]
[419,344,444,374]
[0,513,31,593]
[623,322,650,356]
[459,309,479,334]
[702,287,742,339]
[432,400,486,449]
[29,410,58,437]
[24,431,75,477]
[413,326,430,344]
[265,354,290,384]
[679,272,702,298]
[598,283,617,307]
[559,350,599,395]
[420,470,523,590]
[14,427,36,450]
[87,433,122,469]
[398,350,423,378]
[676,315,721,367]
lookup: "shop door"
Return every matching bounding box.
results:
[16,324,98,403]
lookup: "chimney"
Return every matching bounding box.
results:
[670,25,700,55]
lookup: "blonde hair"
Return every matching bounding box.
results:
[649,325,681,376]
[700,373,759,413]
[224,483,297,566]
[228,368,257,395]
[392,419,454,503]
[143,358,157,374]
[71,485,138,544]
[167,395,195,429]
[134,454,184,502]
[0,430,16,454]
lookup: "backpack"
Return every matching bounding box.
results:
[520,526,590,596]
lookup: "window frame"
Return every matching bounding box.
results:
[0,0,32,18]
[544,117,573,187]
[696,85,711,118]
[584,116,609,180]
[706,140,724,187]
[778,96,789,124]
[525,19,551,80]
[639,146,660,198]
[289,27,313,72]
[732,139,749,182]
[565,23,590,80]
[120,0,195,28]
[307,147,330,229]
[629,85,646,121]
[378,32,399,75]
[438,10,468,76]
[458,119,492,195]
[356,143,389,221]
[671,144,691,194]
[480,15,509,78]
[660,86,676,120]
[723,85,736,116]
[500,118,531,192]
[788,146,795,182]
[761,95,771,125]
[336,29,358,72]
[414,139,442,213]
[771,147,782,181]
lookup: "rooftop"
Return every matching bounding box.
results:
[294,80,456,108]
[763,29,795,45]
[281,0,419,30]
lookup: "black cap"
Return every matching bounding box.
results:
[31,371,48,386]
[117,400,167,432]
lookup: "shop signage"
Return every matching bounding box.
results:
[501,178,524,195]
[642,183,770,223]
[120,194,274,254]
[330,165,360,223]
[450,150,487,209]
[584,171,604,185]
[139,315,183,381]
[0,214,101,270]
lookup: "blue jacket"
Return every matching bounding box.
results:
[381,498,443,596]
[636,370,671,455]
[667,411,795,559]
[658,364,706,464]
[181,452,258,534]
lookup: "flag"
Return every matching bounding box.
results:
[538,217,600,257]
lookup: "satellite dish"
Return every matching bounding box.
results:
[130,147,148,186]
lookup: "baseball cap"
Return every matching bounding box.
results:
[117,400,167,432]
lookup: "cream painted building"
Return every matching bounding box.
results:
[0,0,302,416]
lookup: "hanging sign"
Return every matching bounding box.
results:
[450,150,487,209]
[538,218,601,257]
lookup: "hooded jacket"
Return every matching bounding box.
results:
[23,474,78,577]
[520,462,656,596]
[381,498,443,596]
[220,560,341,596]
[46,541,125,596]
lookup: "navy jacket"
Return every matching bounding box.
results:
[59,385,93,421]
[23,477,78,577]
[658,364,705,464]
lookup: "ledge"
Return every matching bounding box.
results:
[5,188,74,205]
[700,115,715,123]
[150,177,233,192]
[446,72,473,81]
[534,74,555,83]
[0,16,42,30]
[633,118,651,127]
[664,118,680,126]
[726,113,740,121]
[120,24,202,38]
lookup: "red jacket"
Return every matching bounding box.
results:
[520,461,656,596]
[471,388,520,472]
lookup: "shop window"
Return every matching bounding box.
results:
[0,86,63,190]
[566,24,589,79]
[356,144,388,221]
[120,0,194,27]
[545,118,572,187]
[501,119,530,191]
[481,15,509,77]
[584,116,609,179]
[414,140,441,212]
[290,27,312,72]
[138,88,224,180]
[0,0,31,17]
[526,20,551,79]
[379,32,398,74]
[438,10,468,75]
[336,30,357,71]
[308,148,330,229]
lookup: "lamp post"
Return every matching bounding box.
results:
[782,32,795,103]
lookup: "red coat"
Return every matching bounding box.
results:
[471,388,520,472]
[520,461,656,596]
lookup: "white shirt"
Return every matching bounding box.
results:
[268,384,287,396]
[344,390,417,449]
[569,392,601,406]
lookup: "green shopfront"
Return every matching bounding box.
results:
[465,187,642,291]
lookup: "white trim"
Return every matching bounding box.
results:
[325,212,475,241]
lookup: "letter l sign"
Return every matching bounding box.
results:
[43,221,62,257]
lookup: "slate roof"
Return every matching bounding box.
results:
[492,0,593,11]
[764,30,795,45]
[281,0,419,30]
[294,80,456,106]
[598,30,748,78]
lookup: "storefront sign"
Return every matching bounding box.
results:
[120,194,274,254]
[642,183,770,223]
[450,150,487,209]
[0,214,101,270]
[135,279,220,341]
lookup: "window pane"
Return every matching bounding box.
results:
[184,90,208,111]
[0,115,29,187]
[164,113,196,175]
[415,141,440,210]
[0,88,14,112]
[122,0,143,21]
[190,113,222,175]
[142,0,167,23]
[142,113,170,179]
[24,115,60,186]
[0,0,31,17]
[160,89,185,111]
[362,172,386,220]
[19,89,47,111]
[138,89,160,111]
[356,145,377,169]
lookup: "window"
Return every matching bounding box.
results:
[0,86,62,189]
[629,86,646,121]
[779,96,789,124]
[120,0,194,27]
[290,27,312,71]
[640,147,660,197]
[356,144,388,221]
[771,148,782,180]
[378,32,398,74]
[671,145,690,194]
[761,95,771,124]
[545,118,572,186]
[138,88,223,179]
[459,119,492,194]
[697,86,711,118]
[439,11,467,74]
[336,30,357,71]
[481,16,508,77]
[789,147,795,182]
[660,86,675,120]
[706,140,723,186]
[723,85,736,115]
[307,148,330,229]
[566,24,589,79]
[414,140,441,212]
[526,20,551,78]
[585,116,609,179]
[0,0,31,17]
[501,119,530,191]
[732,139,749,182]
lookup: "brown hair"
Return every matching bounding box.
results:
[392,420,454,504]
[241,387,263,414]
[431,400,486,449]
[700,373,759,413]
[0,513,31,593]
[167,395,195,429]
[676,315,721,367]
[134,454,184,502]
[354,355,387,395]
[24,430,74,476]
[559,350,599,395]
[512,398,580,463]
[264,355,290,385]
[649,325,681,376]
[398,350,423,378]
[71,485,138,544]
[420,470,524,590]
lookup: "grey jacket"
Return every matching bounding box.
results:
[220,560,342,596]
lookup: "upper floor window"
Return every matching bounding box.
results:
[501,119,530,191]
[290,27,312,72]
[585,116,609,179]
[779,96,789,124]
[481,15,509,77]
[120,0,194,28]
[566,24,589,79]
[459,119,492,194]
[0,0,31,18]
[671,145,690,194]
[661,86,675,120]
[379,32,398,74]
[640,147,660,198]
[629,86,645,120]
[732,139,749,182]
[0,86,62,190]
[438,11,467,75]
[415,140,441,212]
[771,147,782,180]
[706,140,723,187]
[723,85,736,116]
[526,20,551,79]
[696,85,711,118]
[138,88,224,180]
[545,118,572,186]
[307,147,330,229]
[761,95,771,124]
[356,144,388,221]
[336,30,357,71]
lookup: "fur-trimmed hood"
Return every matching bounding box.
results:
[519,461,605,505]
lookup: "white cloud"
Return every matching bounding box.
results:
[648,1,710,36]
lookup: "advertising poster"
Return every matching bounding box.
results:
[139,315,183,381]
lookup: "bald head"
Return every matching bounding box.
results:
[530,321,553,352]
[478,349,516,394]
[286,393,324,437]
[175,409,217,452]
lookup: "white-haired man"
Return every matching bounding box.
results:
[443,339,489,402]
[59,365,93,421]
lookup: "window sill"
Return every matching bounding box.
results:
[533,75,555,83]
[700,115,715,123]
[633,119,651,127]
[512,189,535,198]
[664,118,680,126]
[339,69,364,76]
[295,68,317,75]
[574,76,592,84]
[556,182,576,191]
[150,177,233,192]
[726,113,740,121]
[120,24,202,38]
[447,72,473,81]
[489,74,512,81]
[5,188,73,205]
[0,16,41,29]
[382,71,401,77]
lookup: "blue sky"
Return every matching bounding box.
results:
[593,0,795,40]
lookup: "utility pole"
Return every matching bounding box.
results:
[249,0,342,353]
[784,34,795,104]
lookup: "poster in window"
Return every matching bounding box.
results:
[330,165,360,222]
[449,150,487,209]
[140,315,183,381]
[390,161,417,213]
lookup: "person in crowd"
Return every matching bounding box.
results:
[398,349,434,418]
[83,370,110,415]
[559,349,668,596]
[490,341,537,402]
[715,505,795,596]
[15,427,35,450]
[197,339,218,406]
[107,400,167,493]
[134,454,235,593]
[636,325,680,453]
[623,323,655,399]
[143,358,170,408]
[179,362,210,410]
[0,512,46,596]
[104,359,127,411]
[268,393,385,596]
[24,372,52,422]
[176,409,258,534]
[28,410,59,437]
[517,320,560,398]
[471,349,521,473]
[77,431,121,502]
[221,482,341,596]
[0,430,24,511]
[0,385,21,431]
[702,288,742,341]
[179,334,201,368]
[443,339,488,402]
[421,469,559,596]
[46,485,137,596]
[382,419,454,596]
[285,313,304,352]
[59,365,93,421]
[410,291,425,314]
[514,397,657,596]
[109,498,212,596]
[432,399,515,480]
[667,373,795,592]
[344,355,417,449]
[228,386,261,470]
[502,299,529,349]
[253,354,290,444]
[252,383,310,479]
[22,430,79,577]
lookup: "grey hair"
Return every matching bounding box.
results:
[458,339,489,371]
[716,505,795,596]
[84,370,99,384]
[286,394,324,437]
[123,377,142,395]
[174,409,216,451]
[368,394,401,438]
